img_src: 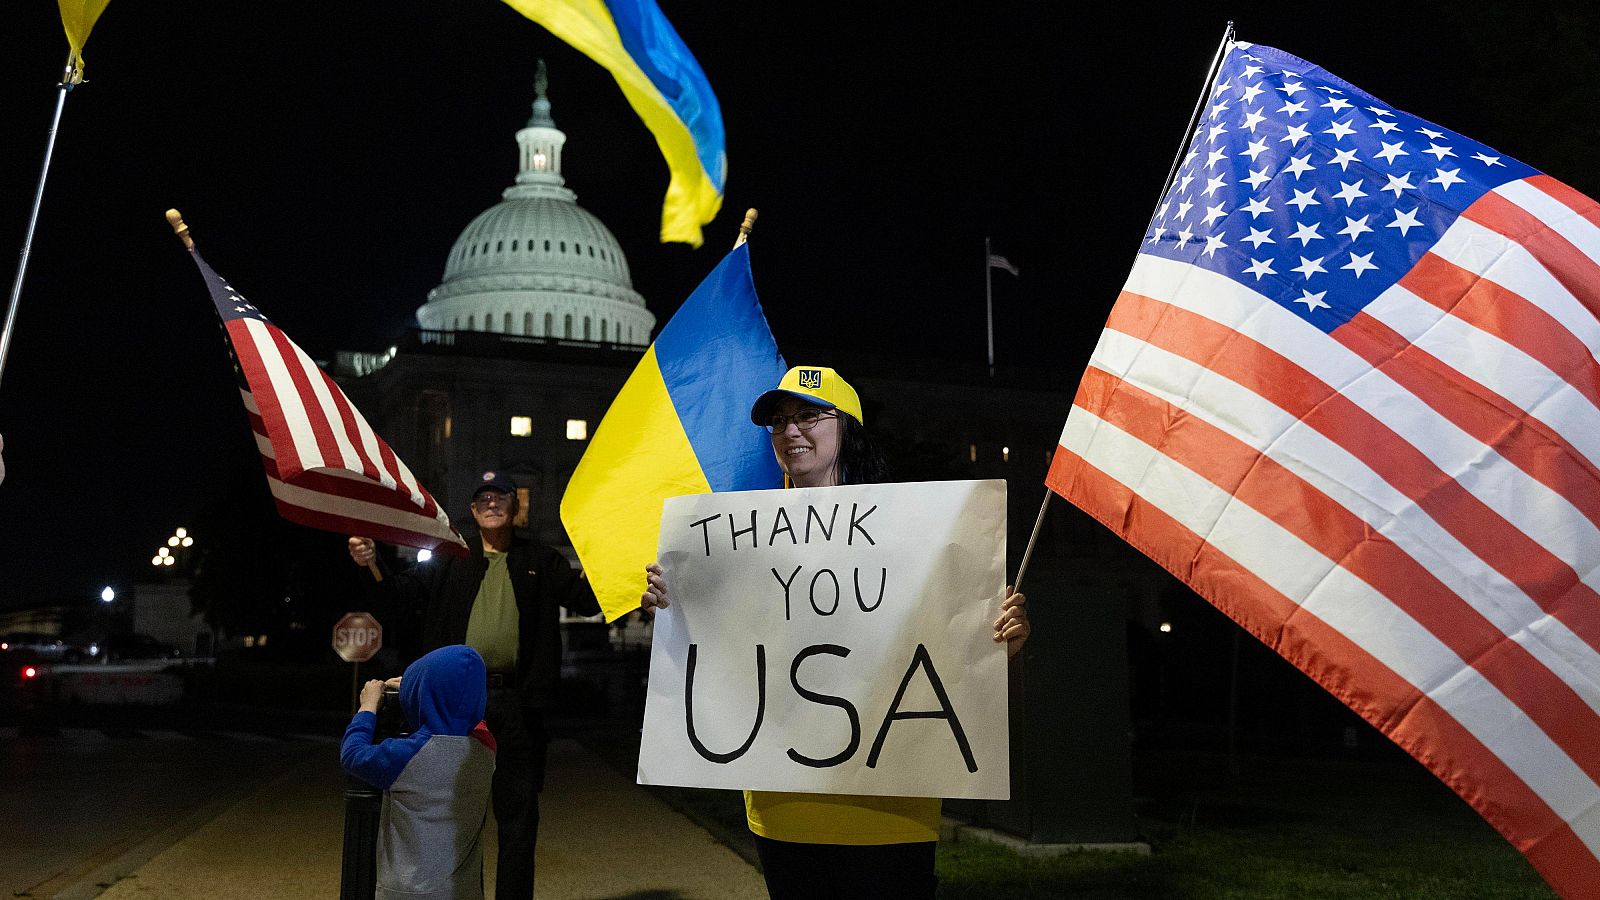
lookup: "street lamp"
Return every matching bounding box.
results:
[100,586,115,603]
[151,527,196,568]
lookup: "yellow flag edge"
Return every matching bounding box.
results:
[561,346,714,621]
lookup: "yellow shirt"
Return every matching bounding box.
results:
[744,790,941,845]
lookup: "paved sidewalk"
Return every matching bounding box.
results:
[84,738,765,900]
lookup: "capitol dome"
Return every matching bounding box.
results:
[417,65,655,346]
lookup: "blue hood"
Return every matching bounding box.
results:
[399,645,487,736]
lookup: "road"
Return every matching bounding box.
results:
[0,710,338,898]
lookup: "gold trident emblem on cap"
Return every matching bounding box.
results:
[798,369,822,389]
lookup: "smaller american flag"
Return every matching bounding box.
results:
[187,250,467,555]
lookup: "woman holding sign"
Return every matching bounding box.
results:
[643,365,1030,900]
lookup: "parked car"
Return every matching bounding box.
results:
[0,631,86,662]
[2,647,57,708]
[98,633,183,663]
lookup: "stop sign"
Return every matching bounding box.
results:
[333,612,382,663]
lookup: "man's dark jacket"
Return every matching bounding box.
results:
[366,536,600,708]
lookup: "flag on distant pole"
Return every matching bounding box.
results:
[987,253,1020,277]
[984,239,1019,375]
[562,241,785,621]
[1046,40,1600,899]
[174,217,468,556]
[501,0,726,247]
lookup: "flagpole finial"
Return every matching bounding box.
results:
[165,209,194,251]
[733,208,758,249]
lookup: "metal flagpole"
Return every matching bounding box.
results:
[985,237,995,377]
[0,56,81,392]
[1150,21,1236,225]
[1012,21,1236,596]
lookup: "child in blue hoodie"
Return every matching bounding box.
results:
[341,645,497,900]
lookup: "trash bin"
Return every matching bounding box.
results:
[340,684,405,900]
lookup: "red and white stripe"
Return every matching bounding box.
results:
[232,318,466,555]
[1049,175,1600,898]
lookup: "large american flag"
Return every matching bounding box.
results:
[189,250,468,555]
[1048,41,1600,897]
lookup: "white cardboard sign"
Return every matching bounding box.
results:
[638,479,1010,799]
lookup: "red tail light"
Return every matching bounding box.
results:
[22,666,38,679]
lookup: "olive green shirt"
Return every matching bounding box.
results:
[464,549,519,671]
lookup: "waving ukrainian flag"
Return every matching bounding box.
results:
[503,0,726,247]
[561,243,785,620]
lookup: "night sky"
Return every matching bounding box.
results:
[2,1,1596,607]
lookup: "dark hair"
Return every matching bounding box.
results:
[836,413,890,485]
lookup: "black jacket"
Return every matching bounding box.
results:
[367,536,600,708]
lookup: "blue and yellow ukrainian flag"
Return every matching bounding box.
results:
[561,243,785,620]
[502,0,726,247]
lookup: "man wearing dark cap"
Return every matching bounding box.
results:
[349,469,598,900]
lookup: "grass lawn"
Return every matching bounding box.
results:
[574,723,1554,898]
[935,749,1553,899]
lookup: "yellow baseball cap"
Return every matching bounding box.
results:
[750,365,864,425]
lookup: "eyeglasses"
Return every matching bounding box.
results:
[764,408,837,434]
[471,492,513,508]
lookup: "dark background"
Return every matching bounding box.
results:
[2,1,1596,607]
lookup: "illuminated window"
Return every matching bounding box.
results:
[969,444,977,463]
[510,416,533,437]
[566,419,588,441]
